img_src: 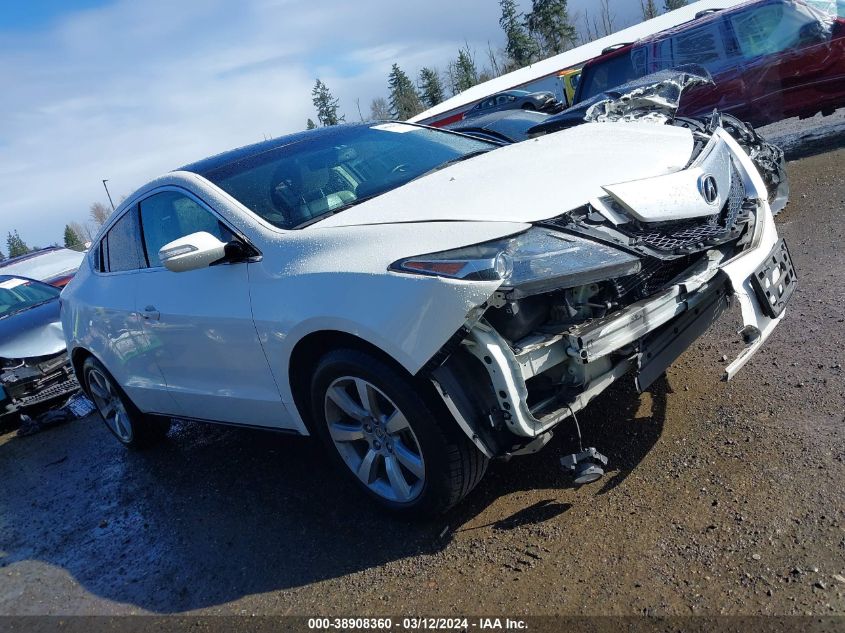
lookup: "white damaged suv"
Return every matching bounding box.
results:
[61,101,795,515]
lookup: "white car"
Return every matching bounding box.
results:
[61,117,795,515]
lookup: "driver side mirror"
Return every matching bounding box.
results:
[159,231,228,273]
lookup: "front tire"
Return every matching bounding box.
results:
[310,349,488,516]
[83,357,170,449]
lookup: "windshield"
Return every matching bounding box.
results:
[201,123,495,229]
[0,277,60,319]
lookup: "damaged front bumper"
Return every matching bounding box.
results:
[0,352,79,421]
[430,125,794,456]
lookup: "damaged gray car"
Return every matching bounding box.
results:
[0,275,78,425]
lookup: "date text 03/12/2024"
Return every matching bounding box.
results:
[307,618,528,630]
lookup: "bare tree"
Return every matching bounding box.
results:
[89,202,111,227]
[369,97,391,121]
[485,41,503,79]
[582,0,616,41]
[69,220,92,243]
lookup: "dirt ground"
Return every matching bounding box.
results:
[0,145,843,618]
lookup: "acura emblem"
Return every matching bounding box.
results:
[699,174,719,205]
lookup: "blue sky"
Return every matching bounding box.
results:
[0,0,646,248]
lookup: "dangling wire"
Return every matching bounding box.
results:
[567,404,583,453]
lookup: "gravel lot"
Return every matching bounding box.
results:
[0,141,843,617]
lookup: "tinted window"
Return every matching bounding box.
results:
[201,124,493,230]
[0,277,60,319]
[670,21,731,68]
[105,210,145,273]
[579,52,641,100]
[139,191,234,268]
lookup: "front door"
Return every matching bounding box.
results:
[135,189,288,427]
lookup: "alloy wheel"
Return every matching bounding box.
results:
[324,376,425,503]
[87,368,133,443]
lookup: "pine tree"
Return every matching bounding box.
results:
[641,0,659,19]
[311,79,344,126]
[499,0,538,69]
[418,68,445,108]
[387,64,423,120]
[0,247,5,261]
[453,48,479,94]
[527,0,578,56]
[64,224,85,251]
[664,0,687,10]
[306,118,317,130]
[6,230,30,258]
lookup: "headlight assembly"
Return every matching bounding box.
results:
[390,227,641,298]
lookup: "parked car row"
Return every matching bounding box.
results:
[429,0,844,129]
[572,0,845,126]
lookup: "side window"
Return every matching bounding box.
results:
[670,21,731,70]
[104,209,145,273]
[139,191,234,268]
[730,4,828,58]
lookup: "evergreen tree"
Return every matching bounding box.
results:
[664,0,688,10]
[453,48,479,94]
[499,0,538,69]
[306,118,317,130]
[641,0,659,19]
[369,97,391,120]
[64,224,85,251]
[387,64,423,120]
[6,230,29,258]
[418,67,445,108]
[527,0,578,56]
[0,247,5,261]
[311,79,344,126]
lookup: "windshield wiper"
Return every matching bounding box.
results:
[411,150,492,182]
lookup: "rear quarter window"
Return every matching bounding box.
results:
[104,210,145,273]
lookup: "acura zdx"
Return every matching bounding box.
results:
[61,108,795,515]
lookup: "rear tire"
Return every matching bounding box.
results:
[82,357,170,449]
[310,349,488,516]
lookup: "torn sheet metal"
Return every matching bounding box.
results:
[583,65,715,125]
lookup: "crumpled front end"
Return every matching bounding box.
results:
[1,352,78,421]
[427,114,794,458]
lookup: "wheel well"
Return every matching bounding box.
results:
[288,331,425,433]
[70,347,93,393]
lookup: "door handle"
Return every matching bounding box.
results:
[142,306,160,321]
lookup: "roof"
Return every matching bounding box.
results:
[0,248,85,282]
[408,0,750,124]
[178,122,374,175]
[0,246,64,267]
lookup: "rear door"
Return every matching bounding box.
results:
[89,208,175,414]
[135,188,289,427]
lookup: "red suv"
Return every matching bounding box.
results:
[574,0,845,126]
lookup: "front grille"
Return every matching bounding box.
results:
[618,165,750,255]
[609,255,698,302]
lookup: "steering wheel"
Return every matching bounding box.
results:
[391,163,411,175]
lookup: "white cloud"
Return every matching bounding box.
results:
[0,0,642,247]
